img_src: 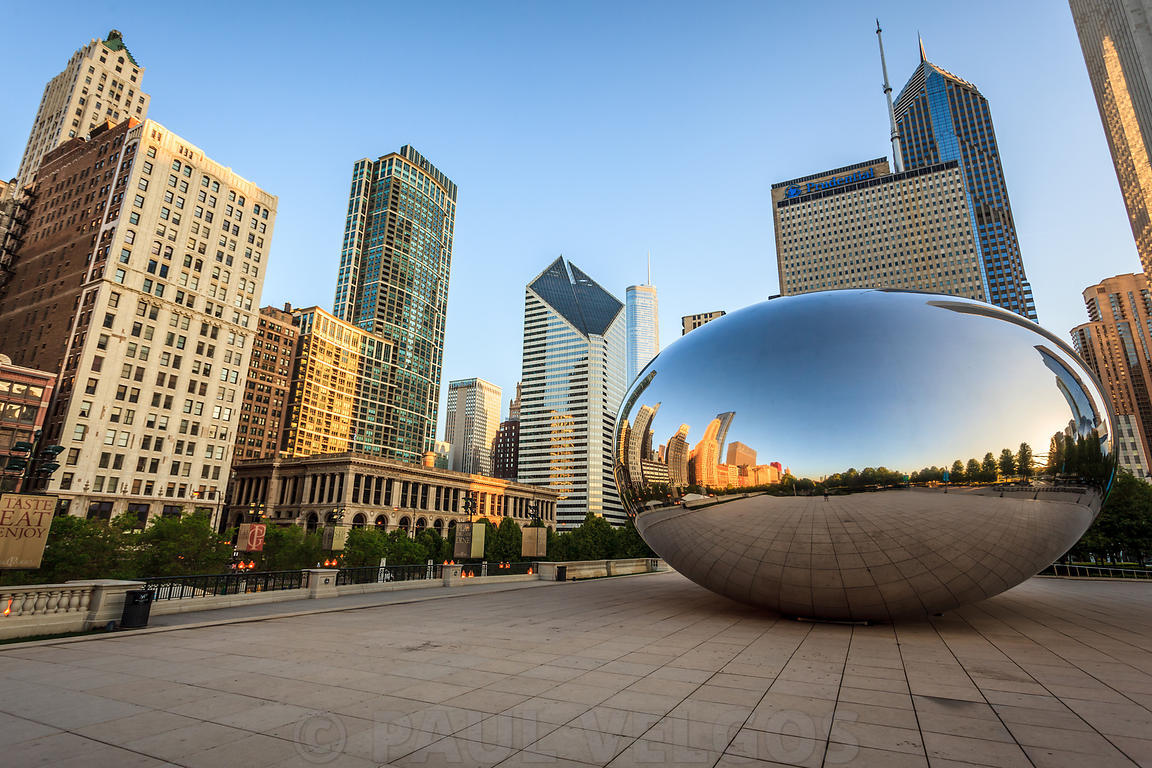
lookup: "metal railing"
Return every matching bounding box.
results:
[335,563,441,586]
[143,569,305,600]
[1040,563,1152,580]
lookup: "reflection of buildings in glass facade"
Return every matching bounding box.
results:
[773,158,987,301]
[444,377,502,476]
[626,284,659,384]
[1070,0,1152,285]
[283,307,394,458]
[894,54,1036,320]
[518,257,626,527]
[333,146,457,463]
[1071,273,1152,479]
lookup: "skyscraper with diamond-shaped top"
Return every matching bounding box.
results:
[518,257,626,527]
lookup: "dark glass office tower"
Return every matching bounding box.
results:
[895,52,1037,320]
[333,146,457,462]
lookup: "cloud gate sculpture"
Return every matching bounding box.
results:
[614,290,1114,621]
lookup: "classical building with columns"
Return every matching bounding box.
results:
[226,451,559,534]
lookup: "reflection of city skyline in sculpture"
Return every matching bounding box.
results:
[616,407,788,496]
[614,290,1116,620]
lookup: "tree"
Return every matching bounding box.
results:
[1017,443,1034,480]
[342,527,389,568]
[2,514,130,584]
[384,529,430,565]
[981,453,998,482]
[488,517,522,562]
[134,512,234,576]
[999,448,1016,478]
[966,458,981,483]
[615,517,654,558]
[261,524,323,570]
[1067,472,1152,563]
[415,528,447,563]
[950,460,965,483]
[1046,433,1065,476]
[567,512,617,560]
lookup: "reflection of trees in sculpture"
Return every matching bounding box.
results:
[999,448,1016,477]
[1017,442,1034,480]
[1046,428,1110,482]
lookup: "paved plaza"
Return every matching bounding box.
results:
[1,572,1151,768]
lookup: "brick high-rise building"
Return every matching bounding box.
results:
[681,311,725,336]
[1071,273,1152,479]
[0,118,276,525]
[492,382,521,480]
[234,305,298,460]
[281,306,394,458]
[14,30,150,194]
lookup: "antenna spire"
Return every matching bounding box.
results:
[876,20,904,173]
[918,33,926,62]
[647,250,651,285]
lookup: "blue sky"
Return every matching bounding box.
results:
[1,1,1140,432]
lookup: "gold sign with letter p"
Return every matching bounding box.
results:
[0,494,56,569]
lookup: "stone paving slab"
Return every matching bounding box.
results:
[1,572,1151,767]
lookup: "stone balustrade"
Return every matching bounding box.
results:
[0,580,144,641]
[0,559,669,641]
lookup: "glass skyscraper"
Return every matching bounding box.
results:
[625,282,659,385]
[1070,0,1152,287]
[895,53,1037,320]
[333,146,457,463]
[518,257,627,527]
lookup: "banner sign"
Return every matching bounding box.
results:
[521,527,547,558]
[323,524,350,551]
[454,521,486,559]
[236,523,267,552]
[0,494,56,569]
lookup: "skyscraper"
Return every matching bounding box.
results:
[1071,273,1152,479]
[626,279,659,384]
[234,305,299,460]
[1069,0,1152,285]
[0,118,276,525]
[333,146,457,463]
[444,377,502,476]
[681,311,726,335]
[895,47,1037,320]
[773,158,986,299]
[14,30,150,194]
[518,257,626,527]
[492,383,521,480]
[281,306,393,458]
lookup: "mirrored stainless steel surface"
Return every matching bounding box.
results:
[615,290,1115,621]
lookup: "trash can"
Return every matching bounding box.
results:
[120,589,154,629]
[555,565,567,582]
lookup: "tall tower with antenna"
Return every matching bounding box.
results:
[626,253,659,385]
[876,20,904,172]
